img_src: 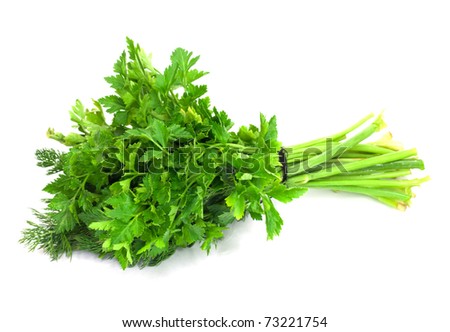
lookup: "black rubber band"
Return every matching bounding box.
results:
[278,147,288,183]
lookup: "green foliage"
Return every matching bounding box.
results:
[22,38,302,269]
[22,38,427,269]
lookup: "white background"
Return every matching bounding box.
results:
[1,1,448,331]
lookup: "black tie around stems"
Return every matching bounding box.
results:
[278,147,288,183]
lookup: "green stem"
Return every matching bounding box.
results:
[323,170,411,180]
[330,113,376,141]
[338,152,376,158]
[308,185,412,201]
[289,114,385,176]
[376,197,408,210]
[287,149,418,184]
[299,176,430,188]
[287,113,374,150]
[337,159,425,174]
[286,143,394,164]
[350,144,395,154]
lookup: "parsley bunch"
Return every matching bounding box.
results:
[21,39,428,269]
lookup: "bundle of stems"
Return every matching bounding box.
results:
[282,113,428,210]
